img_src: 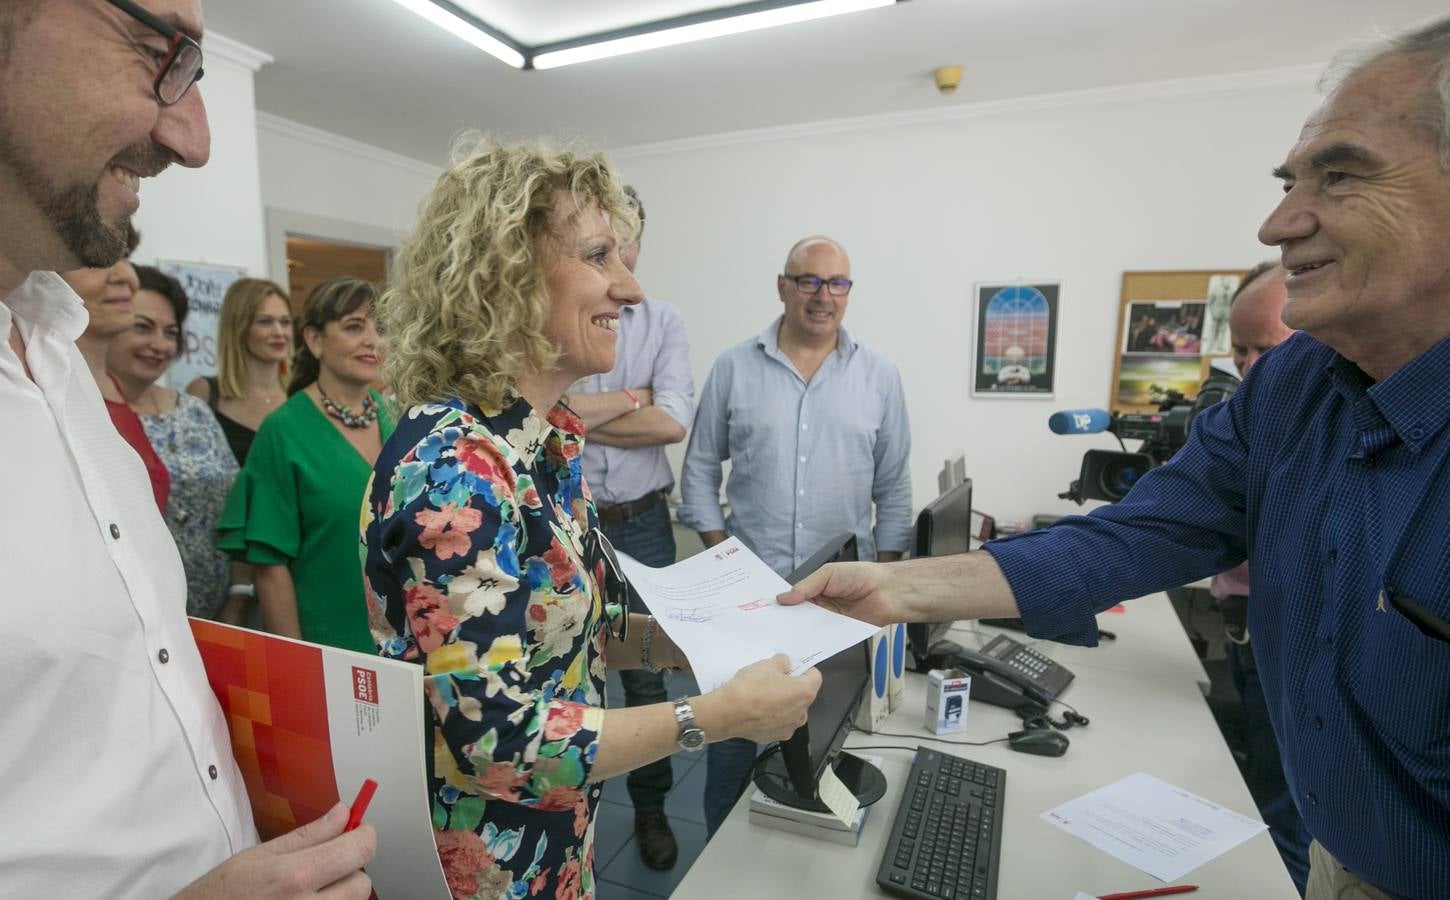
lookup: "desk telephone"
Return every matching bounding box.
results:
[925,633,1075,709]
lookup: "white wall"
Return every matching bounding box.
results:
[256,113,440,238]
[132,34,272,277]
[611,68,1323,526]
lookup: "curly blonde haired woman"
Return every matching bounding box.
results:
[363,138,820,900]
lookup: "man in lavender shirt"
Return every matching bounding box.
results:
[569,186,695,870]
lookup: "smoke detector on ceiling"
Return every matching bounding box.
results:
[934,65,963,95]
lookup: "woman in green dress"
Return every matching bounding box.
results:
[218,276,393,653]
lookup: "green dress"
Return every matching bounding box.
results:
[217,390,394,653]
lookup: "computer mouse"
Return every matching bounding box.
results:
[1008,727,1070,757]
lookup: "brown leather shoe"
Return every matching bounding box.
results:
[635,809,678,870]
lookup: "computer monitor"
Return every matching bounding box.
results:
[907,479,973,670]
[752,534,886,813]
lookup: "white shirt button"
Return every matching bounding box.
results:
[801,423,808,430]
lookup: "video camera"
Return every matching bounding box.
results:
[1051,369,1240,504]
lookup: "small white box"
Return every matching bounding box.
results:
[886,622,907,712]
[926,668,972,734]
[855,627,892,733]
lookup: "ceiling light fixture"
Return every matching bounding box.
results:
[393,0,905,71]
[531,0,900,71]
[390,0,526,69]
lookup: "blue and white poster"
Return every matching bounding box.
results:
[157,259,247,390]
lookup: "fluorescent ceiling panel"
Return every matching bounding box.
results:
[533,0,898,69]
[392,0,901,70]
[453,0,730,47]
[389,0,525,67]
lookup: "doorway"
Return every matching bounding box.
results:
[284,235,389,307]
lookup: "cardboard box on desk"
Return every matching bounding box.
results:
[926,668,972,734]
[855,626,892,733]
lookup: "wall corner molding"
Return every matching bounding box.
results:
[609,63,1323,160]
[256,112,443,180]
[207,32,274,72]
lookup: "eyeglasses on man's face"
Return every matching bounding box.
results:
[783,273,854,297]
[105,0,205,106]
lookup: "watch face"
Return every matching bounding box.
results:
[679,728,706,751]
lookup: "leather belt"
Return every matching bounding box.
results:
[596,489,669,525]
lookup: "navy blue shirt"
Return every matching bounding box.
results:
[986,331,1450,899]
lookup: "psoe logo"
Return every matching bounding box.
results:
[353,666,379,705]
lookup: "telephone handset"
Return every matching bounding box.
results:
[925,633,1075,709]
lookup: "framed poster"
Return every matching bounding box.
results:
[1110,270,1244,413]
[157,259,247,390]
[972,281,1059,398]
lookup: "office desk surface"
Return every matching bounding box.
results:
[949,592,1213,691]
[674,596,1296,900]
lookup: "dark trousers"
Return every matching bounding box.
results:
[601,496,677,811]
[1230,639,1312,895]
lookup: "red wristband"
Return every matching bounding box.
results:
[622,388,641,410]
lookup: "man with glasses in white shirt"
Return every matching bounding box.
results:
[0,2,374,896]
[680,235,913,835]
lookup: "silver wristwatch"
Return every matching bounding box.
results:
[673,697,706,751]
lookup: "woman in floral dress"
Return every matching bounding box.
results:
[108,266,243,620]
[363,139,820,900]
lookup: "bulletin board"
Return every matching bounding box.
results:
[1110,269,1245,414]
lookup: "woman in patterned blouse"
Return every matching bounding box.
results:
[108,265,247,621]
[364,139,820,900]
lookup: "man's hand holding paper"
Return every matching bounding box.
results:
[616,536,880,691]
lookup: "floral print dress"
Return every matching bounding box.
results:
[140,391,239,618]
[362,396,621,900]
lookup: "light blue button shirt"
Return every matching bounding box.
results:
[578,299,695,505]
[679,317,913,578]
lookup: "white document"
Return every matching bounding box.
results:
[616,536,879,691]
[815,764,862,827]
[1040,772,1267,882]
[1072,894,1098,900]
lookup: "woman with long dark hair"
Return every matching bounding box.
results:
[218,276,393,652]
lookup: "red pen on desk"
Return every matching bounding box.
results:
[344,778,378,832]
[1099,886,1198,900]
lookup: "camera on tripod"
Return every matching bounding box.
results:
[1051,370,1240,504]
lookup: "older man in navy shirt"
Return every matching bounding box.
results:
[784,17,1450,900]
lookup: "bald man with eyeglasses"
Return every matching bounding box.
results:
[680,235,913,835]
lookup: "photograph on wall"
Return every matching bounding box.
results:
[1114,355,1206,407]
[1111,270,1246,414]
[972,281,1059,398]
[157,259,247,390]
[1122,301,1205,355]
[1200,273,1240,356]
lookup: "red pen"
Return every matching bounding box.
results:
[344,778,378,832]
[1099,886,1198,900]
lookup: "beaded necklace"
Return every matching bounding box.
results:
[317,384,377,428]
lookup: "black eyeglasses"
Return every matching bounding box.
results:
[783,273,853,297]
[106,0,205,106]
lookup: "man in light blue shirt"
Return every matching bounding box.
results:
[680,235,912,834]
[568,187,694,869]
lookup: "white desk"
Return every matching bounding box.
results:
[948,592,1213,692]
[674,594,1297,900]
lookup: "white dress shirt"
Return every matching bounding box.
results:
[0,272,257,897]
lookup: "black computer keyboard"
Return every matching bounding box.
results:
[876,746,1006,900]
